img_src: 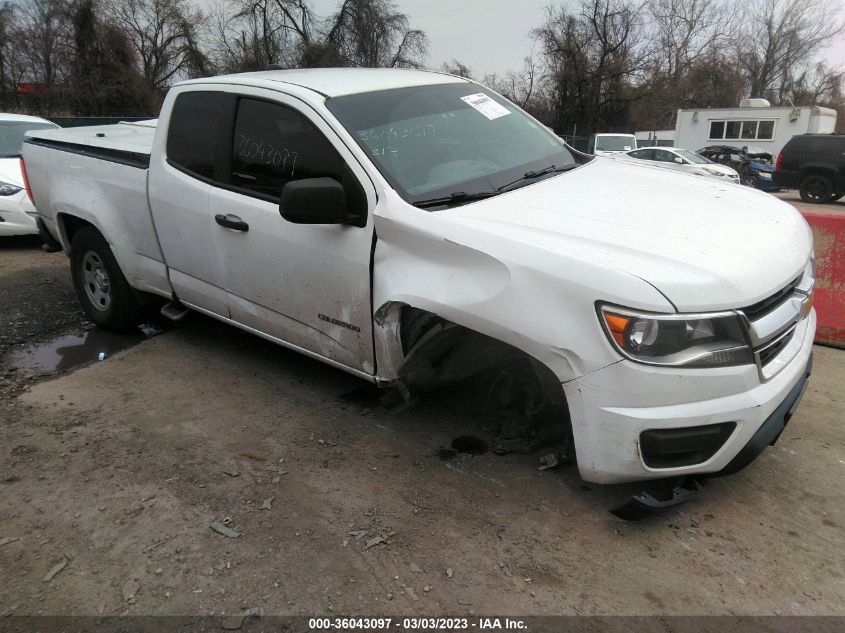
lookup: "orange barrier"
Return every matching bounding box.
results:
[801,211,845,348]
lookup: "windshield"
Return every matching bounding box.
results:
[0,121,57,157]
[595,135,635,151]
[326,83,577,206]
[676,149,711,165]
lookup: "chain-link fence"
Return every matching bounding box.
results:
[558,134,591,153]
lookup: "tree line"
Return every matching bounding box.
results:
[0,0,842,134]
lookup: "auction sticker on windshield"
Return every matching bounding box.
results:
[460,93,511,120]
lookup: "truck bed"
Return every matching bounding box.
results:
[25,120,157,157]
[22,119,172,299]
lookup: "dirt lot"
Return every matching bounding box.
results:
[1,236,844,617]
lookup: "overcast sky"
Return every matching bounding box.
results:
[205,0,845,82]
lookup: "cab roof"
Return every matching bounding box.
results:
[179,67,470,98]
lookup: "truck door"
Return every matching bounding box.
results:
[148,86,233,317]
[208,90,377,375]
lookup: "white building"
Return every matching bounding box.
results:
[673,100,837,155]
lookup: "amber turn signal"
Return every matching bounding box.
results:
[603,312,630,347]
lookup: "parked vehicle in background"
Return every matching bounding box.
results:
[22,69,815,493]
[588,133,637,155]
[696,145,780,192]
[773,134,845,203]
[0,113,60,237]
[622,147,740,183]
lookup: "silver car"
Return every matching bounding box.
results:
[623,146,741,183]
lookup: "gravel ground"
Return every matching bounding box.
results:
[1,236,844,617]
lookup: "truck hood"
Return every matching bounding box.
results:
[0,157,24,187]
[440,158,811,312]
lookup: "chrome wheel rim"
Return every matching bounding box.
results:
[82,251,111,311]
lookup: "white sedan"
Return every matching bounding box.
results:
[0,113,60,236]
[622,146,741,183]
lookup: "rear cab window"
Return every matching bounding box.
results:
[166,91,230,179]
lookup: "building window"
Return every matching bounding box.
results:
[708,118,776,141]
[757,120,774,140]
[709,121,724,139]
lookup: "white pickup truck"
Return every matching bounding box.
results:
[22,69,815,498]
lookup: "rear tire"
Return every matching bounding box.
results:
[799,174,835,203]
[70,227,139,332]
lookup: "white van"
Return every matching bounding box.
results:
[589,133,637,155]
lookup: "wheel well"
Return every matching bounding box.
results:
[59,214,97,251]
[396,307,568,404]
[800,167,836,181]
[394,306,572,455]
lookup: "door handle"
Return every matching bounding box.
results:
[215,214,249,232]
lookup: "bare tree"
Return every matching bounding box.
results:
[534,0,651,134]
[440,58,473,78]
[108,0,209,91]
[792,63,845,106]
[736,0,844,103]
[647,0,736,83]
[487,56,539,110]
[315,0,427,68]
[71,0,151,115]
[211,0,319,70]
[0,1,23,108]
[11,0,74,113]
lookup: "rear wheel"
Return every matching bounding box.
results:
[799,174,835,203]
[70,227,139,331]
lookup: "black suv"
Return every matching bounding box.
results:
[773,134,845,203]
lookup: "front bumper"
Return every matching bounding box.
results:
[564,309,815,484]
[0,191,38,236]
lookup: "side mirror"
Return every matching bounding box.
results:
[674,157,684,164]
[280,177,352,225]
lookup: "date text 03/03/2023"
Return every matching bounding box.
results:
[308,617,529,631]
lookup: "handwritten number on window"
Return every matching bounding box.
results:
[236,134,298,177]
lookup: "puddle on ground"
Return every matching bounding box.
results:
[9,323,164,375]
[438,436,490,461]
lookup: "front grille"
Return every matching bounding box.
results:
[742,275,802,321]
[758,327,796,366]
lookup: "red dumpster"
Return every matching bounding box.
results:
[801,211,845,348]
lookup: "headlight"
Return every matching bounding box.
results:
[0,181,22,196]
[757,172,772,179]
[598,305,753,368]
[702,167,724,177]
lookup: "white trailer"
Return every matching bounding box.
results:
[674,101,837,155]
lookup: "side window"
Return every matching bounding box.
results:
[757,121,774,140]
[632,149,654,160]
[653,150,675,162]
[724,121,742,140]
[230,98,363,212]
[709,121,725,139]
[167,91,228,179]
